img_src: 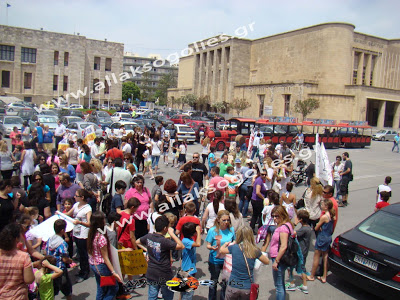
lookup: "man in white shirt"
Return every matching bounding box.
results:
[376,176,392,203]
[250,128,264,160]
[54,120,66,148]
[104,158,132,196]
[91,137,106,160]
[121,137,132,154]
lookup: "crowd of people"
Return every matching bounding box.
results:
[3,118,392,300]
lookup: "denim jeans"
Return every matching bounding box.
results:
[75,237,90,277]
[148,282,174,300]
[392,142,399,152]
[151,155,160,168]
[90,263,118,300]
[238,185,250,217]
[208,262,226,300]
[271,258,288,300]
[333,179,341,199]
[250,146,258,160]
[181,290,194,300]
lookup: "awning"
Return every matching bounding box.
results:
[0,96,23,104]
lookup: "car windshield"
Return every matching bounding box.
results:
[69,117,82,122]
[377,130,386,133]
[38,117,57,123]
[41,110,57,116]
[97,112,109,117]
[123,124,136,130]
[5,117,23,124]
[358,210,400,246]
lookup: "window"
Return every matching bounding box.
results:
[53,75,58,91]
[203,52,207,66]
[21,47,37,63]
[1,71,10,88]
[0,45,15,61]
[225,47,230,63]
[24,97,32,102]
[94,57,100,70]
[358,211,400,246]
[105,58,111,71]
[63,76,68,91]
[217,48,222,64]
[258,95,265,117]
[24,73,32,89]
[93,78,99,93]
[284,95,291,117]
[64,52,69,66]
[210,51,214,65]
[196,54,200,68]
[54,51,59,65]
[104,80,110,94]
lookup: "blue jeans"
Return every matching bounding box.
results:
[333,179,341,199]
[251,146,258,160]
[238,185,249,217]
[152,155,160,168]
[148,282,174,300]
[392,142,399,152]
[90,263,118,300]
[208,262,226,300]
[271,258,288,300]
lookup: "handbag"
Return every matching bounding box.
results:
[94,261,116,287]
[240,245,259,300]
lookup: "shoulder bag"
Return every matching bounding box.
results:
[240,245,259,300]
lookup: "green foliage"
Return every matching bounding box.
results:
[212,101,229,113]
[229,98,250,116]
[140,72,153,102]
[122,81,140,102]
[294,98,320,121]
[183,94,197,108]
[154,73,177,106]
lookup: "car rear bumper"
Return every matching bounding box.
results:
[329,255,400,299]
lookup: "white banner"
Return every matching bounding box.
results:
[314,133,320,179]
[27,212,75,242]
[320,143,333,186]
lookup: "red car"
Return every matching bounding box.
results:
[170,114,191,124]
[186,121,211,142]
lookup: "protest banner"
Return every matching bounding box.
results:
[58,137,69,151]
[28,212,74,242]
[118,249,148,276]
[83,125,96,146]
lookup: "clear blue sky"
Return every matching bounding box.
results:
[1,0,399,58]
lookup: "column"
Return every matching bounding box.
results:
[377,101,386,128]
[365,54,372,86]
[357,52,364,85]
[393,102,400,129]
[198,52,204,97]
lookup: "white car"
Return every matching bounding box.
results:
[165,124,196,144]
[69,104,84,109]
[111,112,132,123]
[104,121,139,139]
[66,122,104,139]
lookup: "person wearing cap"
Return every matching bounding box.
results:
[238,159,255,218]
[234,158,242,173]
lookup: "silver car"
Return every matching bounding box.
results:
[66,122,104,139]
[372,129,398,141]
[0,116,24,137]
[29,115,58,132]
[7,102,32,113]
[60,116,85,126]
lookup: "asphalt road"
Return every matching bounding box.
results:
[51,139,398,300]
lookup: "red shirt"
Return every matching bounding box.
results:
[106,147,124,160]
[376,202,390,210]
[118,211,136,248]
[176,215,201,241]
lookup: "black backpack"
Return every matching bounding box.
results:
[278,224,299,267]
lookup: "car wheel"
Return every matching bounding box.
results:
[380,137,385,141]
[8,108,13,112]
[216,141,225,151]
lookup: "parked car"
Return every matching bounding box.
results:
[165,124,196,144]
[41,101,55,109]
[104,121,139,138]
[60,116,85,126]
[156,115,174,127]
[170,114,191,124]
[120,104,131,112]
[17,110,38,122]
[87,111,113,130]
[372,129,398,141]
[0,116,23,137]
[66,122,104,139]
[110,104,121,111]
[329,203,400,299]
[39,110,58,116]
[0,100,7,115]
[206,112,225,122]
[58,109,85,119]
[111,112,132,123]
[334,127,359,136]
[29,115,58,132]
[7,102,32,112]
[141,119,161,130]
[132,119,146,131]
[186,122,211,142]
[69,104,84,109]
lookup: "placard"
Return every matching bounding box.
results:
[27,212,75,242]
[118,249,148,275]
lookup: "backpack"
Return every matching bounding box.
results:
[278,224,299,267]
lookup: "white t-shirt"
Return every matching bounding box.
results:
[147,212,162,233]
[122,143,132,154]
[262,204,277,226]
[264,168,274,190]
[179,144,187,155]
[205,202,225,229]
[377,184,391,203]
[151,140,162,156]
[72,203,92,239]
[144,150,151,162]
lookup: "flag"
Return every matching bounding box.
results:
[7,3,11,7]
[314,133,320,179]
[320,143,333,185]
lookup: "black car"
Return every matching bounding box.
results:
[58,109,85,119]
[141,119,161,130]
[206,112,225,122]
[87,111,113,130]
[17,109,38,122]
[120,104,131,112]
[329,203,400,299]
[156,115,174,127]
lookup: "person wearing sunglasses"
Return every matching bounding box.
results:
[205,210,235,300]
[250,169,269,234]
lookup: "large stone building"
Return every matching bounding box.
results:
[168,23,400,128]
[0,25,123,106]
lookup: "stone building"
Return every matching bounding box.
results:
[168,23,400,128]
[0,25,123,106]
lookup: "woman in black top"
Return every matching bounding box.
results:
[27,181,51,220]
[136,136,146,172]
[0,179,19,232]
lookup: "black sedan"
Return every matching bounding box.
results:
[329,203,400,299]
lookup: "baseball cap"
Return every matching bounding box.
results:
[235,158,241,164]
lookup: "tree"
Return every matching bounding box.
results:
[229,98,250,116]
[140,72,154,102]
[154,73,177,106]
[182,94,197,109]
[197,95,210,111]
[122,81,140,102]
[294,98,320,121]
[212,101,229,113]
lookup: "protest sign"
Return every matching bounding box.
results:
[28,212,74,242]
[118,249,148,275]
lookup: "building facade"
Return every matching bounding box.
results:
[0,25,123,106]
[168,23,400,128]
[123,52,178,100]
